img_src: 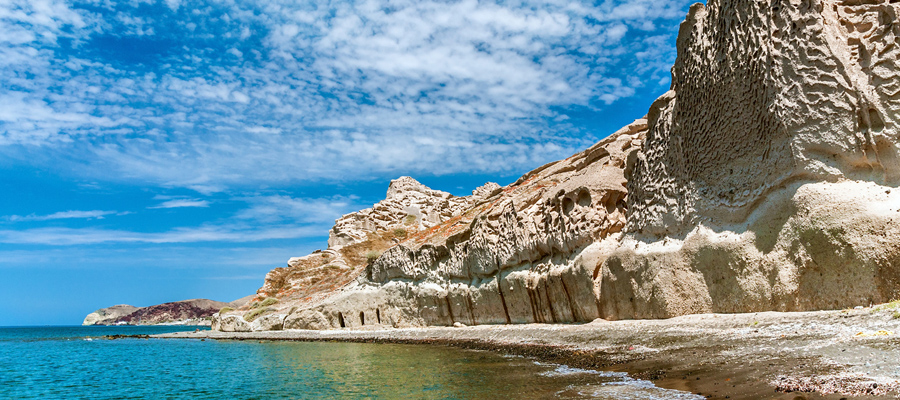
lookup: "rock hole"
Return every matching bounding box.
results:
[338,312,345,328]
[359,311,365,326]
[376,308,381,324]
[605,192,620,214]
[577,189,592,207]
[869,108,885,132]
[562,197,575,215]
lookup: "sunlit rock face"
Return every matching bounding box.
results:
[227,121,646,331]
[217,0,900,331]
[602,0,900,319]
[327,176,484,249]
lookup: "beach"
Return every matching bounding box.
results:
[156,307,900,399]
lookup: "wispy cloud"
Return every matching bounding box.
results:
[0,0,694,191]
[0,225,321,245]
[0,193,357,245]
[148,199,210,209]
[4,210,121,222]
[235,195,361,224]
[0,246,305,269]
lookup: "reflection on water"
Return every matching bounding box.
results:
[1,326,701,399]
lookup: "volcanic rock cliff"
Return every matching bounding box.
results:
[215,0,900,332]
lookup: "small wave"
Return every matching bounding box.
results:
[591,377,706,400]
[539,364,627,378]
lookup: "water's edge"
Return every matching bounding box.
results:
[3,325,698,399]
[155,310,900,400]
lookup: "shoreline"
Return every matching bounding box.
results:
[155,308,900,399]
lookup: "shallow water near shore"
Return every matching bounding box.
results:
[1,326,702,399]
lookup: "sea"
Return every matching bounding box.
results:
[0,326,704,399]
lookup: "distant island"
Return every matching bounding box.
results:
[83,297,251,326]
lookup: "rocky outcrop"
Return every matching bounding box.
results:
[217,0,900,331]
[82,304,138,326]
[83,299,235,326]
[327,176,497,248]
[214,176,505,331]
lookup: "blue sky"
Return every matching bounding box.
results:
[0,0,694,326]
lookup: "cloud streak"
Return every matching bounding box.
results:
[4,210,121,222]
[0,193,359,246]
[148,199,210,209]
[0,225,322,245]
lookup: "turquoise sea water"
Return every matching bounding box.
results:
[0,326,703,399]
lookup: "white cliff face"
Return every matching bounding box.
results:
[218,0,900,332]
[628,0,900,237]
[602,0,900,319]
[271,121,646,330]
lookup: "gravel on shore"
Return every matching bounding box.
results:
[154,307,900,399]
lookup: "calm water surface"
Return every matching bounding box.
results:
[0,326,702,399]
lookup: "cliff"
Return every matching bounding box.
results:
[605,0,900,318]
[215,0,900,331]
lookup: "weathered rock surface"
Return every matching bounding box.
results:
[328,176,496,248]
[215,176,505,332]
[217,0,900,331]
[602,0,900,319]
[217,121,646,331]
[82,304,138,326]
[83,299,230,326]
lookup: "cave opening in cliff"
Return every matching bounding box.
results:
[359,311,365,326]
[376,309,381,324]
[338,312,345,328]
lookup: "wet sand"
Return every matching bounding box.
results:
[155,307,900,399]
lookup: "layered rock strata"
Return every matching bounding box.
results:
[217,0,900,331]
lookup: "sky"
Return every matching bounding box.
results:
[0,0,695,326]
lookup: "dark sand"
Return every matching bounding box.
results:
[155,307,900,399]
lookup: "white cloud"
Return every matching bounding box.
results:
[0,0,91,45]
[4,210,121,222]
[0,0,695,190]
[164,0,181,12]
[148,199,210,209]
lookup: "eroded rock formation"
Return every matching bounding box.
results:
[216,0,900,331]
[603,0,900,319]
[217,121,646,330]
